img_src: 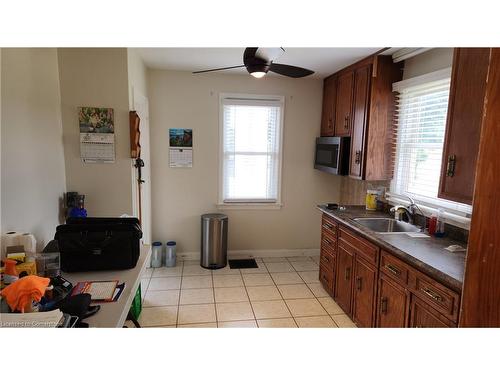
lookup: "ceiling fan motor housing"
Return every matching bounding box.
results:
[245,57,270,75]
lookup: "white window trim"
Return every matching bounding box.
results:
[389,67,472,230]
[217,93,285,210]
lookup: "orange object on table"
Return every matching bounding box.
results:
[4,259,18,277]
[0,275,50,312]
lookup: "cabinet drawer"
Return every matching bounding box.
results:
[413,272,460,323]
[380,251,410,286]
[339,227,379,265]
[319,264,334,293]
[322,215,338,238]
[321,232,336,255]
[320,248,335,269]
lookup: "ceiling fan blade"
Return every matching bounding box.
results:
[269,63,314,78]
[192,65,245,74]
[243,47,258,65]
[255,47,285,63]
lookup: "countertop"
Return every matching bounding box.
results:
[317,205,466,292]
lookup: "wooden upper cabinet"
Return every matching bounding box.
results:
[438,48,490,204]
[376,274,409,327]
[349,64,371,179]
[320,75,337,136]
[352,256,377,327]
[334,71,354,136]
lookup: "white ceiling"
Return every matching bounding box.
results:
[135,48,383,79]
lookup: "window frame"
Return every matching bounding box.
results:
[388,68,472,229]
[217,93,285,209]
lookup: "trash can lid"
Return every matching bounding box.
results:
[152,241,162,246]
[166,241,176,246]
[201,213,228,220]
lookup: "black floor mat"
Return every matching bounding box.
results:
[228,259,258,269]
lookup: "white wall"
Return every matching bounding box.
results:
[58,48,133,217]
[1,48,67,252]
[403,48,454,79]
[148,70,342,254]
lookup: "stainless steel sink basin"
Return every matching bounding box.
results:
[352,217,421,233]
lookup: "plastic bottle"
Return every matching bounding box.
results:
[165,241,177,267]
[151,241,163,268]
[428,213,437,236]
[435,208,446,237]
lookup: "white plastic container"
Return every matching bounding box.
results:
[165,241,176,267]
[151,241,163,268]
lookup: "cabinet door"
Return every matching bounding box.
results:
[438,48,490,204]
[334,71,354,136]
[410,297,455,328]
[335,245,354,314]
[352,255,377,327]
[376,274,409,327]
[349,64,371,179]
[320,75,337,136]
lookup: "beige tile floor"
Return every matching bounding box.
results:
[137,256,357,328]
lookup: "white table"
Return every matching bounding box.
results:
[62,245,150,328]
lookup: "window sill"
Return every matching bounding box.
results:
[216,202,282,210]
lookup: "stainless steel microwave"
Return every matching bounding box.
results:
[314,137,350,175]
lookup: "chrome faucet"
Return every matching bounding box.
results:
[390,195,418,224]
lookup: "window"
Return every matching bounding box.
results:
[219,94,284,207]
[389,68,472,221]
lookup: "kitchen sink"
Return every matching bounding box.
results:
[352,217,422,233]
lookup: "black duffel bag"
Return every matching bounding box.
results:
[55,217,142,272]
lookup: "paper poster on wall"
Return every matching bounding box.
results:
[169,128,193,168]
[79,107,116,163]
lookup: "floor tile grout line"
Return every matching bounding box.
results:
[241,268,259,326]
[212,267,218,327]
[175,261,185,327]
[266,268,298,327]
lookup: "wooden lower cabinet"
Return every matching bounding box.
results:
[410,297,455,328]
[319,216,460,327]
[352,256,377,327]
[335,245,354,314]
[376,274,409,327]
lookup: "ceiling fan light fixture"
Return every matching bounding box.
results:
[246,62,269,78]
[250,71,266,78]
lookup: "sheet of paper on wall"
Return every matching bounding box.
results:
[169,128,193,168]
[80,133,116,163]
[169,148,193,167]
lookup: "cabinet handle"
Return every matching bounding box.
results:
[446,154,456,177]
[322,223,334,230]
[328,117,333,128]
[321,255,330,264]
[356,276,362,291]
[421,287,442,302]
[381,297,388,314]
[344,114,349,129]
[344,267,351,280]
[385,264,401,276]
[354,150,362,164]
[323,238,332,246]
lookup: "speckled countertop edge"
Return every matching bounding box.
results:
[317,205,466,292]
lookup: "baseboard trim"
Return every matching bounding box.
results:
[176,248,320,261]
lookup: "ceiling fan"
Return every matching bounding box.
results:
[192,47,314,78]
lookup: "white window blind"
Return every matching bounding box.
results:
[220,95,284,204]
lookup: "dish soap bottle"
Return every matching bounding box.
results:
[435,208,446,237]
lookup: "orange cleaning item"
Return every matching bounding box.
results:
[0,275,50,312]
[4,258,18,276]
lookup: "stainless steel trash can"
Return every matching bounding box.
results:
[201,213,228,269]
